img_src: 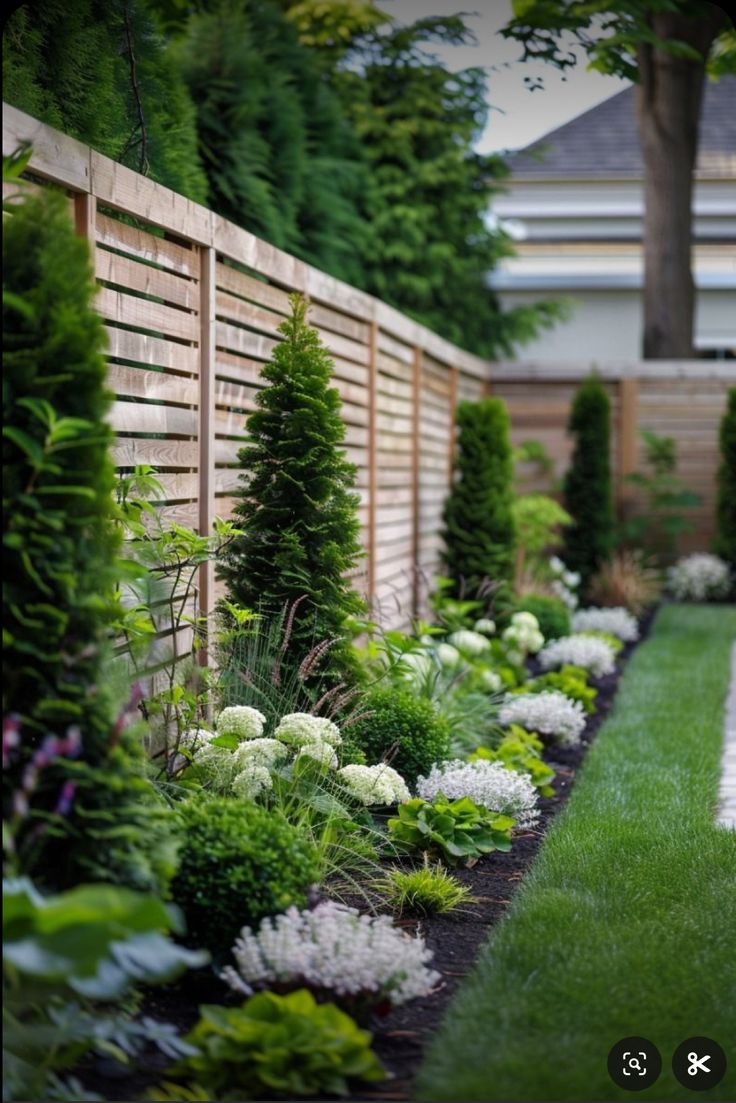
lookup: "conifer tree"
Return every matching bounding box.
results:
[715,388,736,570]
[442,399,516,598]
[563,376,615,591]
[218,293,365,679]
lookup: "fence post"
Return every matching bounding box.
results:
[198,244,216,665]
[412,346,422,617]
[447,365,458,485]
[367,321,378,611]
[618,377,639,512]
[74,192,96,253]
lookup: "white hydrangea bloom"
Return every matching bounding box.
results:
[473,618,496,636]
[499,691,586,747]
[668,554,730,601]
[417,759,539,828]
[549,555,565,574]
[572,606,639,642]
[511,611,539,630]
[231,763,273,800]
[448,629,491,657]
[274,713,342,748]
[436,643,461,669]
[539,634,616,678]
[216,706,266,741]
[296,740,338,769]
[232,738,289,770]
[337,763,411,806]
[480,669,503,694]
[502,620,545,655]
[180,727,216,748]
[222,901,440,1007]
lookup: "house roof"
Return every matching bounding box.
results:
[508,75,736,180]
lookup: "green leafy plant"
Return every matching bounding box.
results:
[218,293,365,685]
[512,594,570,641]
[3,878,206,1103]
[714,388,736,571]
[471,728,555,797]
[518,666,598,715]
[442,398,516,600]
[349,687,450,786]
[377,858,472,916]
[171,796,319,959]
[512,494,571,589]
[166,989,384,1099]
[621,429,702,563]
[563,376,615,592]
[388,796,514,867]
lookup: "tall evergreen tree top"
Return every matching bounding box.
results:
[563,375,615,590]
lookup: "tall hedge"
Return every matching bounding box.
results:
[442,398,515,597]
[217,293,364,681]
[562,376,615,590]
[715,387,736,569]
[3,184,175,891]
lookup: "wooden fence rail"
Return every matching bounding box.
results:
[4,104,735,656]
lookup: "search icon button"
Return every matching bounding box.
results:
[608,1037,662,1091]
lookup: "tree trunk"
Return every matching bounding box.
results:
[636,8,727,359]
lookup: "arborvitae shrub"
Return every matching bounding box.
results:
[218,293,364,682]
[3,184,175,890]
[513,594,570,641]
[442,398,515,598]
[563,377,615,591]
[171,797,319,959]
[350,688,451,786]
[715,388,736,571]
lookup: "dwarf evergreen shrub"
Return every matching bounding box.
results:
[563,377,615,591]
[218,293,364,682]
[442,399,515,598]
[513,594,570,641]
[350,688,451,786]
[715,388,736,571]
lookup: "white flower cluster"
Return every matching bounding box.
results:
[499,691,586,747]
[231,763,273,800]
[222,901,440,1007]
[216,706,266,741]
[417,759,539,828]
[474,618,496,636]
[296,741,338,769]
[668,553,731,602]
[448,629,492,657]
[396,650,433,684]
[538,634,616,678]
[337,763,410,806]
[232,738,288,769]
[435,642,461,669]
[572,606,639,642]
[274,713,342,748]
[502,611,544,656]
[480,669,503,694]
[549,556,581,611]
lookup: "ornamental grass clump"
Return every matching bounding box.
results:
[538,634,616,678]
[417,760,539,828]
[572,606,639,642]
[667,553,731,602]
[222,900,440,1011]
[337,764,411,806]
[378,860,473,917]
[498,691,586,748]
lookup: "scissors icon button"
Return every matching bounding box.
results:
[687,1052,710,1076]
[673,1038,726,1090]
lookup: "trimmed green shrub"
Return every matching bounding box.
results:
[442,398,515,598]
[171,797,319,959]
[563,376,615,592]
[218,293,364,683]
[3,181,175,892]
[513,594,570,641]
[715,388,736,570]
[350,688,450,786]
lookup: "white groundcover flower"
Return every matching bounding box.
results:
[572,606,639,642]
[448,629,491,657]
[539,634,616,678]
[436,643,461,669]
[417,759,539,828]
[668,553,730,601]
[337,763,410,806]
[232,738,288,769]
[222,901,440,1007]
[296,741,338,769]
[499,690,586,747]
[216,705,266,741]
[274,713,342,748]
[231,763,273,800]
[473,618,496,636]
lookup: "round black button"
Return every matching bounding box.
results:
[672,1037,727,1091]
[608,1036,662,1091]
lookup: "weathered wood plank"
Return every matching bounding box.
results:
[97,249,197,309]
[104,326,199,373]
[98,287,199,342]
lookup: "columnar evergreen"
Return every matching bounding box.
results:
[218,293,364,678]
[442,399,516,597]
[563,376,615,591]
[714,387,736,570]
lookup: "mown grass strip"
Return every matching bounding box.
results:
[418,604,736,1102]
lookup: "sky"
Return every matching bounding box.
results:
[384,0,630,154]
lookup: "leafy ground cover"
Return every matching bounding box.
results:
[418,603,736,1102]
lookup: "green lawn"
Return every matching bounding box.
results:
[418,604,736,1102]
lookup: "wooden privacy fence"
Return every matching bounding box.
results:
[4,104,735,662]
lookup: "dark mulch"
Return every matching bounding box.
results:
[80,608,656,1102]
